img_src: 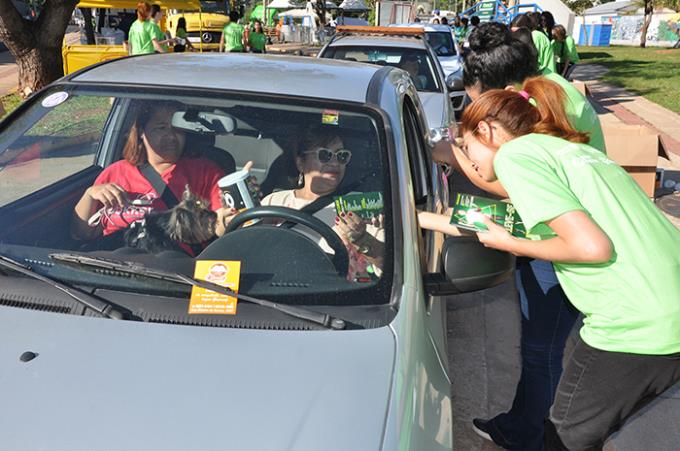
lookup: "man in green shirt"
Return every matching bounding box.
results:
[149,4,169,53]
[511,13,555,74]
[220,11,245,53]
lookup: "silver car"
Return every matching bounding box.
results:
[317,30,456,143]
[0,53,511,450]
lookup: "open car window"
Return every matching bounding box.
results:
[0,87,393,311]
[425,32,457,57]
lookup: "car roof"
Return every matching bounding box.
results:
[391,23,455,33]
[69,53,382,104]
[328,35,428,50]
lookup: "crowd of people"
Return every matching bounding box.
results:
[419,15,680,451]
[124,2,267,55]
[425,10,580,79]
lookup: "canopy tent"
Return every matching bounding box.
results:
[266,0,300,9]
[338,0,369,11]
[77,0,202,8]
[278,8,319,19]
[250,4,278,24]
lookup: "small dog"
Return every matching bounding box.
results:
[124,186,217,255]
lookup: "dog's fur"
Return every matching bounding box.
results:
[124,186,217,255]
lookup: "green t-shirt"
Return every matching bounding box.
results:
[494,134,680,355]
[176,28,187,39]
[150,21,167,52]
[249,31,266,52]
[552,36,580,64]
[545,72,606,153]
[532,29,556,75]
[128,19,155,55]
[222,22,245,52]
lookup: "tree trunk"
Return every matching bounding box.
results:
[640,2,653,48]
[81,8,96,45]
[0,0,79,96]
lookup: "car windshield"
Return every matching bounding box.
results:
[425,31,457,57]
[0,86,393,323]
[200,0,228,14]
[323,46,441,92]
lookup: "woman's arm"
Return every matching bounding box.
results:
[561,56,571,77]
[152,38,165,53]
[418,211,464,236]
[476,210,613,264]
[72,183,128,241]
[219,32,225,52]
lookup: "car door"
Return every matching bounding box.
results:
[401,94,451,374]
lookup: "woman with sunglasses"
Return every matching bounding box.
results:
[260,126,384,281]
[421,77,680,450]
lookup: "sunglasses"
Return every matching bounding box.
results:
[303,148,352,165]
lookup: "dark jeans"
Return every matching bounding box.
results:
[488,258,579,450]
[545,337,680,450]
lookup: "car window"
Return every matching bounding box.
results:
[0,88,393,311]
[323,46,441,92]
[425,32,457,57]
[0,91,112,208]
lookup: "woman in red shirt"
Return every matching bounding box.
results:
[72,101,230,244]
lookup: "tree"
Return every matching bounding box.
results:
[566,0,594,44]
[639,0,654,47]
[0,0,79,96]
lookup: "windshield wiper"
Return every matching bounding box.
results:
[49,253,347,330]
[0,254,125,319]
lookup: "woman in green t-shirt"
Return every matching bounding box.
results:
[551,24,579,79]
[173,17,195,53]
[127,2,155,55]
[424,77,680,450]
[248,20,267,54]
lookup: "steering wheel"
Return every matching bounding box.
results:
[225,206,350,277]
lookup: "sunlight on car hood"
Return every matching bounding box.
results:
[0,307,396,451]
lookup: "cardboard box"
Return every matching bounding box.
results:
[571,80,591,98]
[602,124,666,197]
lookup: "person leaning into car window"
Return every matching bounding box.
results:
[223,126,385,281]
[71,101,233,243]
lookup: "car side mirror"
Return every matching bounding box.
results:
[425,235,514,296]
[446,72,464,91]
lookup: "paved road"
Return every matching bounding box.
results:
[0,50,17,97]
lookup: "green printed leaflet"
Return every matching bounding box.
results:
[334,192,384,220]
[450,193,527,237]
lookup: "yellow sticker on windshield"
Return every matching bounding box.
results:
[188,260,241,315]
[322,109,339,125]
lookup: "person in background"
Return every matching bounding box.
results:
[511,13,555,74]
[468,15,480,36]
[127,2,155,55]
[458,17,469,44]
[149,4,174,53]
[441,17,449,25]
[429,22,605,450]
[432,18,440,24]
[429,9,441,24]
[552,24,579,79]
[118,9,136,53]
[173,17,194,52]
[429,77,680,451]
[540,10,555,38]
[220,11,245,52]
[248,19,267,53]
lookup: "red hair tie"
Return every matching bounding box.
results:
[518,90,531,100]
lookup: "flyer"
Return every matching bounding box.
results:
[450,193,527,237]
[188,260,241,315]
[334,191,384,220]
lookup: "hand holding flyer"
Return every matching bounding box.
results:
[449,193,527,237]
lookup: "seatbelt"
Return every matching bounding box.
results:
[139,163,180,209]
[138,163,203,256]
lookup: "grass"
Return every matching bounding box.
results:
[1,92,22,120]
[578,45,680,114]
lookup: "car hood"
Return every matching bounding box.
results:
[0,307,396,451]
[418,91,448,130]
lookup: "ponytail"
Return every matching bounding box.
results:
[460,77,589,144]
[136,2,151,21]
